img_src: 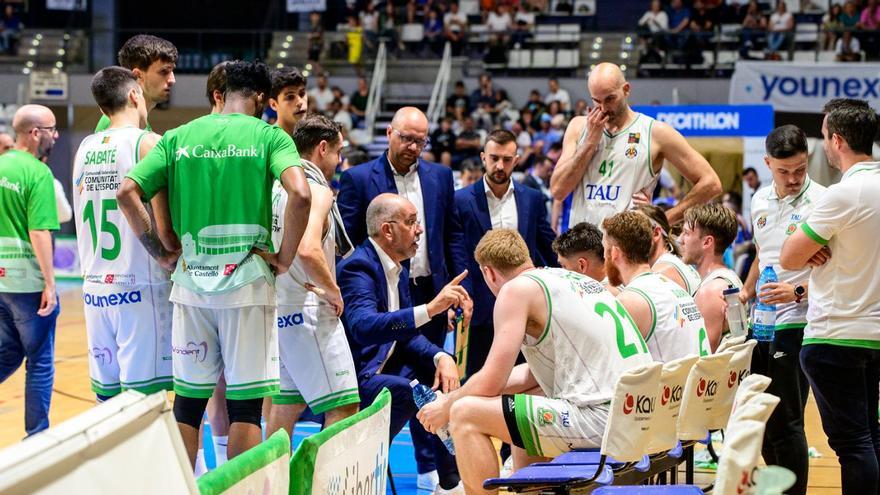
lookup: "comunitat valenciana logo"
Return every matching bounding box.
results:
[175,144,264,160]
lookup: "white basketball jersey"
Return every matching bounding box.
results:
[272,180,337,307]
[701,267,743,291]
[625,272,710,362]
[520,268,654,408]
[73,127,169,292]
[653,252,702,296]
[568,113,659,229]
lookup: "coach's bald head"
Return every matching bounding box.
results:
[366,193,423,263]
[387,107,429,172]
[587,63,630,125]
[11,104,58,160]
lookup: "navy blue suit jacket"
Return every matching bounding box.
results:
[338,240,444,381]
[454,180,558,326]
[338,152,470,294]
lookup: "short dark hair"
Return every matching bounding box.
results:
[225,60,271,98]
[270,67,307,100]
[91,66,140,116]
[823,98,879,155]
[485,129,516,147]
[292,114,342,156]
[552,222,604,262]
[765,124,807,159]
[206,61,228,107]
[602,212,653,264]
[344,147,370,166]
[461,158,483,173]
[117,34,178,71]
[743,167,758,176]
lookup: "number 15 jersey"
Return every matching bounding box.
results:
[73,126,170,292]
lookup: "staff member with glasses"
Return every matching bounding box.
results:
[338,107,470,492]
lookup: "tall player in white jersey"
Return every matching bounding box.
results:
[550,62,721,228]
[266,114,360,438]
[680,203,743,352]
[417,230,653,494]
[603,211,710,361]
[637,204,702,296]
[73,66,176,400]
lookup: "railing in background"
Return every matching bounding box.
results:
[363,41,387,144]
[426,42,453,130]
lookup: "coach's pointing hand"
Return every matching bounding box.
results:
[427,270,470,318]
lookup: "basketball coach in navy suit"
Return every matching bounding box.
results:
[338,193,470,492]
[454,130,557,377]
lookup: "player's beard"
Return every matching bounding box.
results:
[605,257,624,287]
[488,169,509,185]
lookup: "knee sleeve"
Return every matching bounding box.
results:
[173,395,209,429]
[226,398,263,427]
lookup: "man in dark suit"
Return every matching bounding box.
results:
[338,193,469,493]
[337,107,471,488]
[454,130,557,378]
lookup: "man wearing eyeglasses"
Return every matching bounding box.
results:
[0,104,61,437]
[338,193,468,494]
[338,106,470,492]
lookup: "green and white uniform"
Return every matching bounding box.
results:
[624,272,710,361]
[750,178,825,332]
[270,167,359,412]
[568,113,659,229]
[127,112,301,399]
[800,162,880,348]
[700,267,743,292]
[506,268,653,457]
[0,150,59,292]
[73,127,173,395]
[653,252,702,296]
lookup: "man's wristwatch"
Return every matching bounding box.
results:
[794,284,806,303]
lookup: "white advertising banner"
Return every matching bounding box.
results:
[730,62,880,114]
[287,0,327,12]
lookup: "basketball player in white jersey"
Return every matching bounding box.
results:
[636,204,702,296]
[679,203,742,352]
[417,229,653,494]
[73,66,177,401]
[603,211,710,361]
[550,62,721,228]
[266,114,359,439]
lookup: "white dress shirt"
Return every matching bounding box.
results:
[390,159,430,279]
[485,178,518,230]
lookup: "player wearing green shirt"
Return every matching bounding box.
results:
[118,60,311,467]
[0,104,61,437]
[95,34,177,132]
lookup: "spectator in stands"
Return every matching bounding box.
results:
[544,77,572,113]
[690,1,716,47]
[350,77,369,129]
[822,3,844,50]
[486,4,513,38]
[521,89,546,118]
[424,9,445,55]
[493,90,517,127]
[0,5,22,54]
[767,1,795,58]
[330,98,353,134]
[430,117,457,168]
[511,121,534,170]
[458,159,484,189]
[308,73,335,114]
[544,100,564,122]
[573,99,588,117]
[361,1,380,54]
[331,85,350,107]
[858,0,880,30]
[345,15,365,76]
[743,166,762,200]
[521,155,554,210]
[454,116,484,166]
[836,30,862,60]
[307,11,325,74]
[740,0,767,58]
[519,108,537,135]
[380,1,405,54]
[639,0,670,34]
[840,1,861,30]
[511,3,536,46]
[533,113,564,156]
[472,100,495,131]
[722,190,754,273]
[446,81,472,121]
[667,0,692,48]
[545,140,563,164]
[470,74,498,112]
[444,2,468,56]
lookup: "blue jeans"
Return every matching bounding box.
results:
[800,343,880,495]
[0,291,59,436]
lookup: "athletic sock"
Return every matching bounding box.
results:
[195,448,207,477]
[213,435,228,466]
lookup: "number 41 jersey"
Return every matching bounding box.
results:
[73,127,170,293]
[519,268,654,409]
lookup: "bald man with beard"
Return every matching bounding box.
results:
[337,107,471,492]
[551,62,721,228]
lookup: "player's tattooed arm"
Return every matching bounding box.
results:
[117,178,180,271]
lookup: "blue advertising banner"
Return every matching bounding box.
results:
[632,104,775,137]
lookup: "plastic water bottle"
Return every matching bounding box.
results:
[722,287,748,338]
[410,379,456,455]
[753,266,778,342]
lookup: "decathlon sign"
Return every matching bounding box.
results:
[730,61,880,113]
[632,104,774,137]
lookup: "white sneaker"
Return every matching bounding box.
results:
[434,481,465,494]
[500,456,514,478]
[417,470,439,491]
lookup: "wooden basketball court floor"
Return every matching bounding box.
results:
[0,283,845,493]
